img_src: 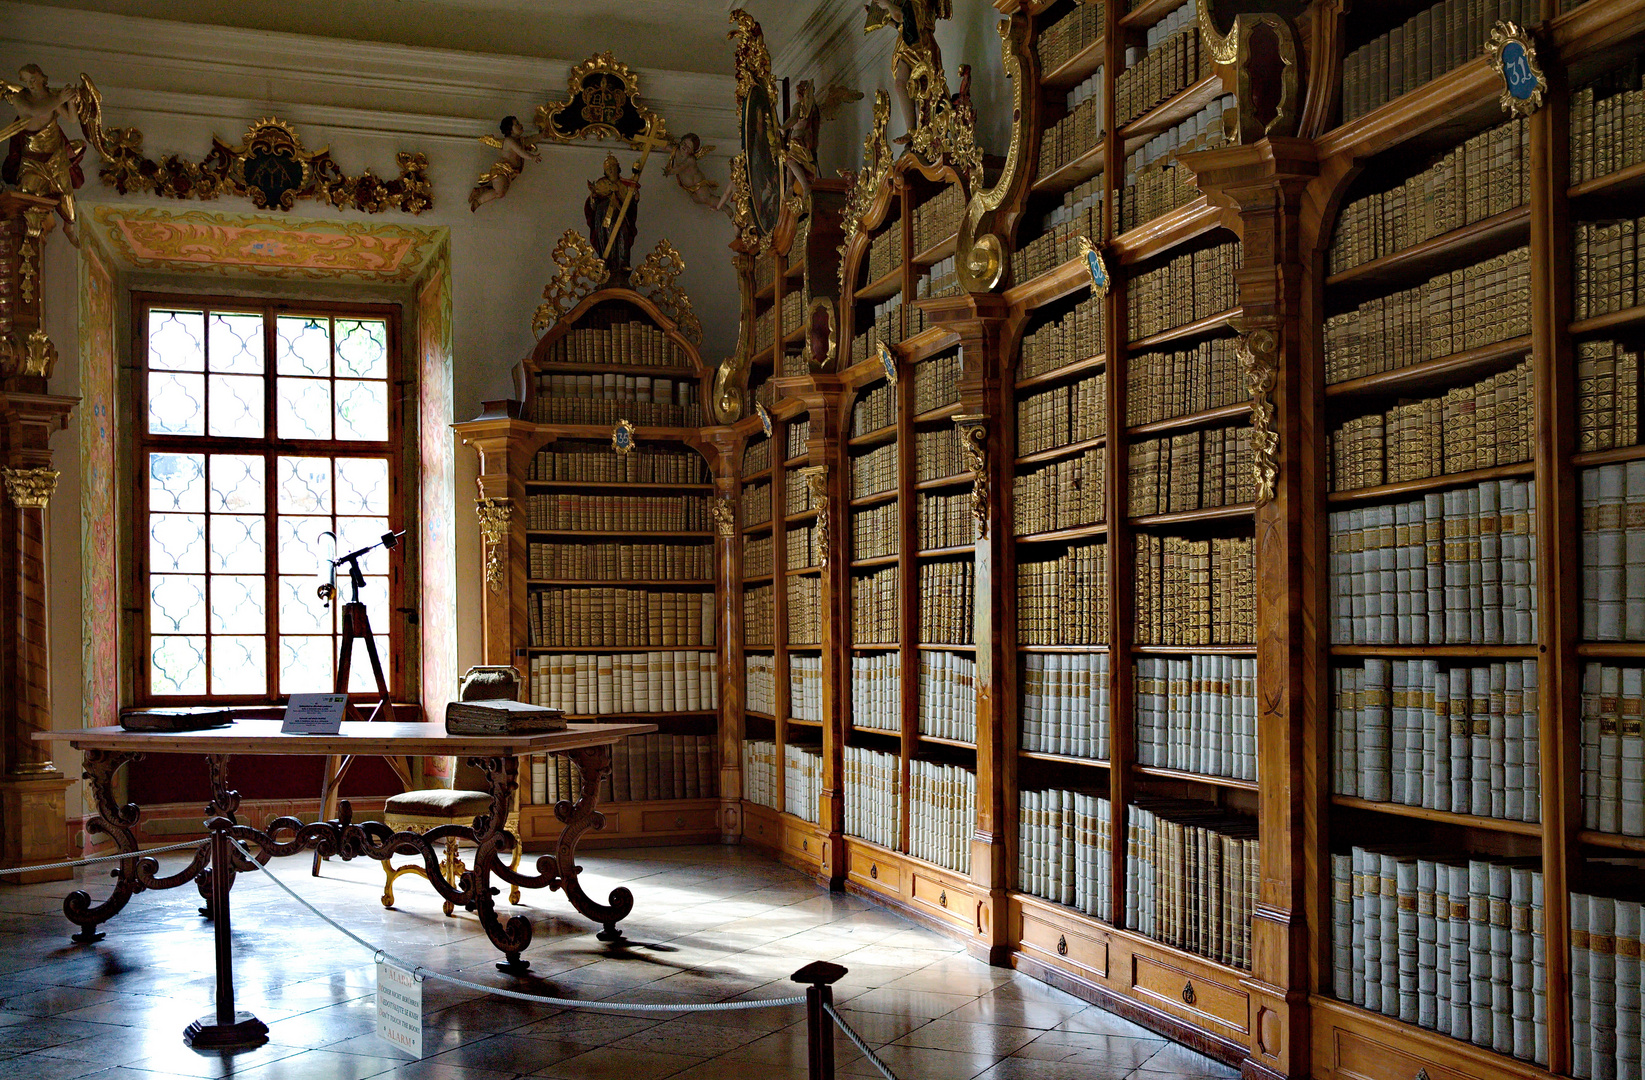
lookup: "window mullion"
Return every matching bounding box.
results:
[264,305,281,698]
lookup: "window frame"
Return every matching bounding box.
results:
[131,293,406,706]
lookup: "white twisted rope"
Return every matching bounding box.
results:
[824,1001,900,1080]
[0,840,207,875]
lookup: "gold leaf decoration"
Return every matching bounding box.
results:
[533,230,611,336]
[630,240,702,345]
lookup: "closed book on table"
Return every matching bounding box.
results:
[445,700,567,735]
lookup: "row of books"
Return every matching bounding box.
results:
[913,351,961,415]
[1123,336,1242,428]
[1571,68,1645,186]
[867,295,903,352]
[852,502,898,561]
[909,760,975,873]
[1580,663,1645,836]
[744,438,771,476]
[746,653,774,715]
[528,445,707,485]
[786,744,822,823]
[753,256,774,294]
[1135,655,1258,783]
[1034,0,1103,78]
[1326,480,1541,646]
[1330,849,1548,1067]
[1133,534,1256,647]
[1572,882,1645,1080]
[912,256,960,318]
[1583,463,1645,642]
[1127,425,1256,517]
[787,523,820,571]
[1019,292,1106,382]
[790,655,823,723]
[1019,541,1110,646]
[915,428,966,483]
[853,566,900,643]
[919,560,976,645]
[789,419,811,460]
[524,493,709,533]
[850,319,895,368]
[1330,659,1542,823]
[867,219,903,284]
[528,541,713,582]
[1014,447,1105,537]
[1125,799,1258,970]
[789,575,822,646]
[754,375,777,412]
[853,651,900,733]
[744,534,773,577]
[743,739,779,813]
[1017,371,1105,458]
[532,734,717,805]
[1125,241,1240,343]
[853,444,897,504]
[1326,357,1534,493]
[918,650,976,744]
[1009,198,1101,288]
[1038,68,1104,181]
[917,491,973,551]
[1019,788,1114,923]
[1113,1,1208,130]
[912,184,964,257]
[1022,652,1111,761]
[1574,216,1645,321]
[1323,247,1532,384]
[1328,116,1529,275]
[1578,339,1642,454]
[539,317,687,370]
[1117,142,1204,235]
[744,583,773,646]
[529,588,717,648]
[853,381,895,437]
[745,482,771,526]
[530,375,702,428]
[843,745,901,850]
[525,651,720,715]
[1338,0,1543,123]
[753,288,805,353]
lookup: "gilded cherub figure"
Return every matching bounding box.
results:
[664,132,730,212]
[469,114,542,212]
[781,79,863,206]
[1,65,109,246]
[864,0,950,142]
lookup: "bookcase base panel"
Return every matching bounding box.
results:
[837,837,992,955]
[1308,997,1554,1080]
[518,798,721,850]
[738,801,830,882]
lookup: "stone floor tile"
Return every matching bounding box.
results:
[528,1044,703,1079]
[893,1017,1043,1056]
[840,1042,1004,1080]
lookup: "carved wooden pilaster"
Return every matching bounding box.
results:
[0,193,62,396]
[454,401,540,669]
[1179,137,1318,1080]
[695,426,747,838]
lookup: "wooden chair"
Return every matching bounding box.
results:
[380,665,524,915]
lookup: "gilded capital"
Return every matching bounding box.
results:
[2,467,59,509]
[475,497,512,593]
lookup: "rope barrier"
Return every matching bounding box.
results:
[823,1001,901,1080]
[0,840,207,875]
[226,838,809,1015]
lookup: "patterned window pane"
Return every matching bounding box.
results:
[336,516,391,575]
[211,636,266,696]
[209,514,265,574]
[347,638,391,693]
[335,458,389,516]
[149,453,205,513]
[280,636,334,694]
[334,380,387,442]
[152,635,206,695]
[151,574,206,634]
[277,378,332,439]
[208,374,265,438]
[279,575,332,634]
[210,455,264,514]
[149,372,204,436]
[277,516,335,575]
[149,310,204,372]
[150,513,204,574]
[277,457,332,514]
[276,316,330,376]
[208,313,264,374]
[210,575,266,634]
[335,320,387,378]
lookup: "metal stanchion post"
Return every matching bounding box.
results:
[183,817,270,1050]
[791,960,847,1080]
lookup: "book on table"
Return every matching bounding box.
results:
[445,700,568,735]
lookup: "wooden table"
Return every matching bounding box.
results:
[37,721,655,973]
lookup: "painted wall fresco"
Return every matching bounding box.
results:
[416,238,456,784]
[78,236,118,728]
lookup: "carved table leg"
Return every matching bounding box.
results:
[64,749,144,943]
[556,746,634,943]
[465,756,536,973]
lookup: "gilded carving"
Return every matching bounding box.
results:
[99,117,433,214]
[2,466,59,509]
[533,52,666,146]
[956,17,1028,292]
[1197,0,1300,141]
[712,252,757,423]
[953,415,989,537]
[630,240,703,345]
[1485,21,1546,118]
[532,230,611,336]
[712,495,736,537]
[838,90,894,297]
[611,418,636,456]
[1236,327,1279,506]
[800,465,830,567]
[1,66,110,246]
[475,498,512,594]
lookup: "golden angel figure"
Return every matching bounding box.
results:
[863,0,949,141]
[663,132,726,210]
[469,114,542,212]
[781,79,862,205]
[1,65,109,246]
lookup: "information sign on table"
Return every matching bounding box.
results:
[281,694,348,735]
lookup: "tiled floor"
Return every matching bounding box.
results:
[0,845,1238,1080]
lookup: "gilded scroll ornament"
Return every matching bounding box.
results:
[712,495,736,537]
[2,466,59,509]
[800,465,830,567]
[475,498,512,593]
[956,17,1028,293]
[1485,22,1546,118]
[953,415,989,538]
[532,230,611,336]
[1196,0,1300,141]
[99,117,433,214]
[1236,327,1279,506]
[533,52,666,146]
[1077,236,1111,295]
[630,240,703,345]
[838,90,894,296]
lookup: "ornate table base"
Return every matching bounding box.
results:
[66,745,635,974]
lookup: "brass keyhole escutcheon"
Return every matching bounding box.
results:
[869,863,878,880]
[802,838,809,851]
[939,890,948,907]
[674,816,685,827]
[1182,981,1196,1005]
[1056,935,1068,956]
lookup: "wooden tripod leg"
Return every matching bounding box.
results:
[315,603,363,876]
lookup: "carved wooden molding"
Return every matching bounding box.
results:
[712,495,737,537]
[629,240,702,345]
[475,497,512,593]
[799,465,830,566]
[532,231,611,336]
[1,466,59,509]
[953,415,990,538]
[1235,327,1279,506]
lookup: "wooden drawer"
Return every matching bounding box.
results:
[1327,1026,1482,1080]
[742,804,778,845]
[783,821,822,865]
[1131,951,1249,1035]
[640,806,718,833]
[1018,905,1108,980]
[846,846,900,897]
[908,869,971,929]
